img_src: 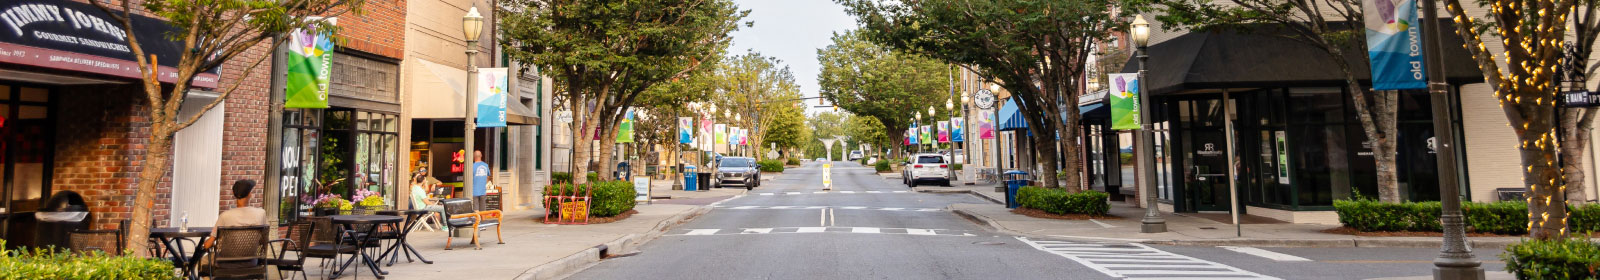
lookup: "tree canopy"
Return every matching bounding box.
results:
[817,30,949,158]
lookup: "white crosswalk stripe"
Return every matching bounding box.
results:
[712,205,943,212]
[749,190,915,196]
[667,227,976,237]
[1018,237,1280,280]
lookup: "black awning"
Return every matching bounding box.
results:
[1121,19,1484,95]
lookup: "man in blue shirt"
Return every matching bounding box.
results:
[472,150,492,211]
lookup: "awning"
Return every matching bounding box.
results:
[997,97,1029,131]
[1121,19,1484,96]
[1078,103,1107,119]
[410,58,538,125]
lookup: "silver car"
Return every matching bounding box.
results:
[715,157,761,190]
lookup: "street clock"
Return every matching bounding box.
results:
[973,89,997,110]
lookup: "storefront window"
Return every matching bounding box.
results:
[278,109,322,224]
[276,109,399,224]
[1,85,52,213]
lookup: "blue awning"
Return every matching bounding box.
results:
[998,97,1029,131]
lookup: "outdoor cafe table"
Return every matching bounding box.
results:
[149,227,213,280]
[330,215,403,279]
[376,209,435,266]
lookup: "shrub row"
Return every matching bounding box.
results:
[874,160,892,172]
[1016,186,1110,216]
[551,172,572,184]
[786,158,800,166]
[544,180,637,217]
[757,159,785,172]
[1334,199,1600,234]
[1500,238,1599,280]
[0,242,178,279]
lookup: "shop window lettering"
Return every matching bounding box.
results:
[452,150,464,173]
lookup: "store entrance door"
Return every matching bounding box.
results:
[1175,97,1236,212]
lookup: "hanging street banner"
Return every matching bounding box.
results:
[285,18,338,108]
[679,117,694,144]
[907,126,918,145]
[937,121,951,143]
[739,128,749,146]
[615,110,635,143]
[921,125,934,145]
[475,68,509,127]
[1108,73,1141,130]
[1363,0,1427,90]
[979,113,995,139]
[951,118,965,143]
[715,124,728,145]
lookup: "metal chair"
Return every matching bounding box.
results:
[266,221,313,280]
[203,225,270,280]
[301,216,357,278]
[68,219,126,255]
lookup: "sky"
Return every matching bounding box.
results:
[725,0,859,116]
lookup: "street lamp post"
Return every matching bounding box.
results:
[1132,15,1167,233]
[1418,0,1482,277]
[928,106,936,152]
[461,6,484,205]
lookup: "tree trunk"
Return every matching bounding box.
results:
[1056,114,1083,193]
[126,124,175,256]
[1561,108,1598,203]
[1029,126,1061,189]
[571,105,600,185]
[597,123,619,181]
[1330,46,1403,203]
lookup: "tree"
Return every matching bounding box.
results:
[1442,0,1574,239]
[710,52,804,160]
[1558,0,1600,203]
[762,101,809,158]
[847,116,890,158]
[1151,0,1405,203]
[501,0,747,184]
[809,112,850,140]
[90,0,361,256]
[840,0,1125,191]
[817,30,950,161]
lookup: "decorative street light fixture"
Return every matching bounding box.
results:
[1131,15,1167,233]
[1417,0,1482,277]
[461,6,484,205]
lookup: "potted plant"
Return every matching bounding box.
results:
[352,188,387,214]
[312,194,352,216]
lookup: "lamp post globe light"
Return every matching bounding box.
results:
[461,6,484,207]
[1132,14,1166,233]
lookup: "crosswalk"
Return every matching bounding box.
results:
[1017,237,1280,280]
[754,190,912,196]
[712,205,943,212]
[667,227,977,237]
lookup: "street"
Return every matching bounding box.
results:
[567,162,1510,280]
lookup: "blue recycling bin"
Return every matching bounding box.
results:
[684,165,698,191]
[1003,170,1032,209]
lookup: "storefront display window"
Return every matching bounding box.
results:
[1,85,52,213]
[276,109,399,225]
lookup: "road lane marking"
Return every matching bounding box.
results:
[758,193,775,196]
[713,205,944,212]
[1218,246,1312,262]
[839,191,856,194]
[787,192,803,195]
[828,208,836,227]
[796,227,826,233]
[1018,237,1278,280]
[852,227,881,234]
[866,191,883,193]
[841,206,867,209]
[685,229,720,235]
[819,209,827,227]
[906,229,936,235]
[1089,219,1116,228]
[730,206,758,209]
[741,228,773,234]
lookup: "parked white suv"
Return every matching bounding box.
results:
[903,153,952,187]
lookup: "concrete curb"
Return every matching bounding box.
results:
[917,188,1003,205]
[952,206,1516,249]
[515,205,716,280]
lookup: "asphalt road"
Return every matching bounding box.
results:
[567,161,1510,280]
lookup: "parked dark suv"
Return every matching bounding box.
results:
[715,157,761,190]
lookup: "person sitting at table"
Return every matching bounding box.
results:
[198,180,266,269]
[411,173,445,230]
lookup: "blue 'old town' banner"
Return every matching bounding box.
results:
[1363,0,1427,90]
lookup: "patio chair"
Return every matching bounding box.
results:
[68,219,126,255]
[300,216,357,278]
[203,225,270,280]
[441,198,503,250]
[265,220,312,280]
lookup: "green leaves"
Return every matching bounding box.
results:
[1500,238,1600,280]
[816,31,947,144]
[0,243,179,280]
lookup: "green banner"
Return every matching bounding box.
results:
[616,111,635,143]
[284,20,335,108]
[1108,73,1140,130]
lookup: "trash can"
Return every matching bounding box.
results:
[1003,171,1031,209]
[35,191,90,249]
[684,165,699,191]
[697,172,713,191]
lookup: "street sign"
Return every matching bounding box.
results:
[633,176,651,202]
[1562,90,1596,107]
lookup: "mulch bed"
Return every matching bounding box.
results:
[540,209,637,224]
[1318,226,1523,237]
[1011,207,1121,220]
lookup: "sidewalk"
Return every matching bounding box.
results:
[352,182,743,280]
[913,179,1523,249]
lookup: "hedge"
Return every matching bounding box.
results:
[1501,238,1599,280]
[757,159,785,172]
[544,180,637,217]
[1334,199,1600,234]
[874,161,891,172]
[786,158,800,165]
[0,242,178,280]
[551,172,572,184]
[1016,187,1109,216]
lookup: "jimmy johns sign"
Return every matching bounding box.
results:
[0,1,219,88]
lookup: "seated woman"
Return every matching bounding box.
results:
[410,173,446,230]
